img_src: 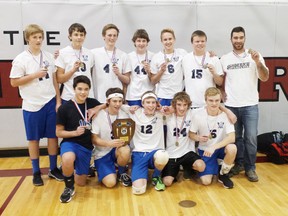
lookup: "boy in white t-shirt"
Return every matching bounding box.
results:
[91,88,132,188]
[91,24,131,103]
[55,23,94,102]
[189,87,237,189]
[121,91,169,195]
[10,24,63,186]
[126,29,155,106]
[162,92,205,186]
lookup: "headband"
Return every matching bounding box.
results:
[141,92,157,102]
[107,93,124,100]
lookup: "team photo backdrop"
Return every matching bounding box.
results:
[0,0,287,148]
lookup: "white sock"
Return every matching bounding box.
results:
[220,162,234,175]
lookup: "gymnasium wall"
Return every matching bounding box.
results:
[0,0,287,148]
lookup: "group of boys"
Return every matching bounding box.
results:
[10,22,269,203]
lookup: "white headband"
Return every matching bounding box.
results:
[107,93,124,100]
[141,92,157,102]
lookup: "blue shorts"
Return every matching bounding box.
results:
[131,150,158,181]
[127,100,142,107]
[94,148,117,182]
[158,98,172,106]
[60,141,92,175]
[23,97,57,140]
[198,148,225,177]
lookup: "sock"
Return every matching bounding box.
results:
[152,168,161,178]
[118,165,127,175]
[64,175,74,189]
[220,162,234,175]
[31,158,40,174]
[49,154,57,170]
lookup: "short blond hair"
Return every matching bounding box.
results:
[160,28,175,41]
[205,87,222,100]
[24,24,44,43]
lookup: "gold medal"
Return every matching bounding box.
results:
[208,134,212,139]
[248,48,253,54]
[80,62,84,68]
[166,58,170,63]
[175,141,179,146]
[141,60,146,64]
[163,116,166,121]
[112,63,117,67]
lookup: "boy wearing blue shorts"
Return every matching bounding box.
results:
[10,24,63,186]
[56,75,100,203]
[121,91,169,194]
[189,87,237,189]
[91,88,132,188]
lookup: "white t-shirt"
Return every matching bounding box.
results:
[122,106,165,152]
[220,49,268,107]
[165,109,195,158]
[10,50,56,111]
[151,48,187,99]
[91,109,129,159]
[55,46,94,101]
[126,51,155,101]
[91,47,131,103]
[183,51,223,108]
[190,108,235,151]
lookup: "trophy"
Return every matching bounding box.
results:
[112,118,135,145]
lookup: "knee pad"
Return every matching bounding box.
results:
[154,150,169,165]
[132,184,146,195]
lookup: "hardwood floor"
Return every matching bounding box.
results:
[0,156,287,216]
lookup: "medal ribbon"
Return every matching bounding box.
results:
[72,99,87,122]
[28,50,43,68]
[175,113,187,145]
[163,49,175,63]
[106,109,118,132]
[193,52,206,68]
[73,47,83,62]
[105,47,117,64]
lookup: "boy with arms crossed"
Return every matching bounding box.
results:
[162,92,205,186]
[10,24,63,186]
[56,75,101,203]
[91,88,132,188]
[189,87,237,189]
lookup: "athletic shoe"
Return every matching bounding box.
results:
[88,166,96,178]
[117,173,132,187]
[152,177,165,191]
[228,163,244,177]
[245,170,259,182]
[33,171,44,186]
[48,167,64,181]
[218,174,234,189]
[183,169,197,181]
[60,187,75,203]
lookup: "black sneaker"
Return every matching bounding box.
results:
[33,171,44,186]
[218,174,234,189]
[228,163,244,177]
[183,169,197,181]
[48,167,64,181]
[117,173,132,187]
[60,187,75,203]
[88,166,96,177]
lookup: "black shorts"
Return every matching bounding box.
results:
[162,151,201,178]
